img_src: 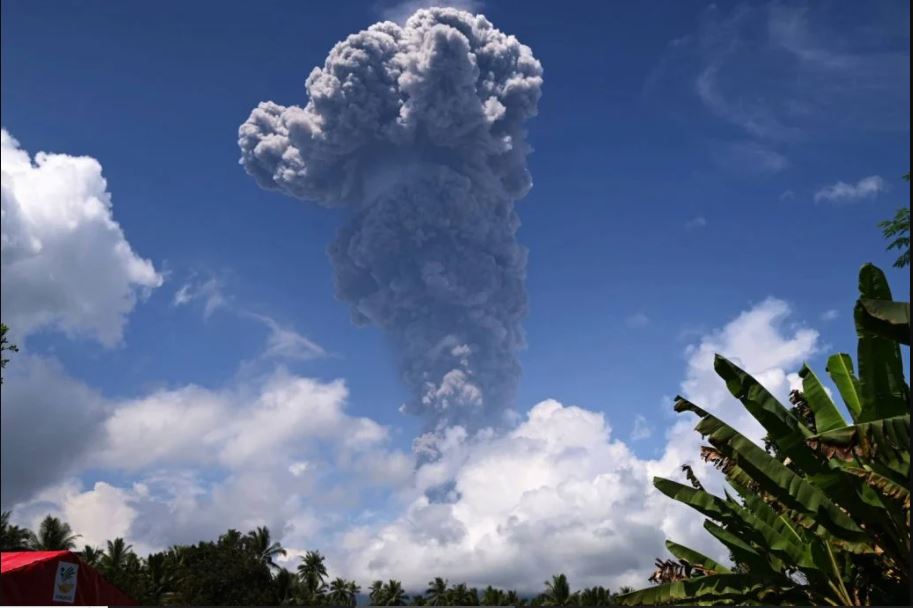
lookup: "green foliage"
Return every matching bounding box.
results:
[162,535,276,605]
[424,577,450,605]
[248,525,288,570]
[296,550,329,603]
[80,544,104,567]
[0,511,32,550]
[878,172,911,268]
[382,579,409,605]
[576,586,613,606]
[328,577,360,607]
[617,264,911,606]
[28,515,81,550]
[541,574,573,606]
[0,323,18,384]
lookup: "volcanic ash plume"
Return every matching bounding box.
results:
[239,8,542,430]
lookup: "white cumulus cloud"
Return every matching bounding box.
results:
[1,129,162,345]
[5,297,820,592]
[329,297,819,591]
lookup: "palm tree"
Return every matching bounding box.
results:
[272,567,298,605]
[541,574,572,606]
[0,511,32,550]
[218,528,243,548]
[347,580,361,605]
[611,587,633,604]
[505,590,524,606]
[577,586,611,606]
[425,577,449,605]
[247,526,287,570]
[448,583,473,605]
[100,537,134,574]
[296,550,328,603]
[369,580,386,605]
[144,552,178,605]
[329,577,358,606]
[80,545,104,567]
[481,585,505,606]
[28,515,80,550]
[381,579,408,606]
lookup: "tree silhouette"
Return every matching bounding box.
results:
[381,579,408,606]
[541,574,573,606]
[246,526,287,571]
[369,580,386,605]
[0,323,18,384]
[101,537,135,573]
[297,550,328,604]
[0,511,31,550]
[425,577,449,605]
[28,515,80,550]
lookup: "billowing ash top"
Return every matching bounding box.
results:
[239,7,542,207]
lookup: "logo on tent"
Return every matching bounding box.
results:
[53,561,79,602]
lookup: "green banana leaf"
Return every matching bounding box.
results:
[703,520,782,573]
[825,354,863,422]
[854,264,909,422]
[857,298,911,345]
[614,572,797,606]
[675,397,870,548]
[806,414,910,479]
[713,359,887,537]
[653,478,730,522]
[723,493,817,571]
[841,465,910,509]
[737,491,805,547]
[664,540,731,575]
[799,364,846,433]
[714,355,821,472]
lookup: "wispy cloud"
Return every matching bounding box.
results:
[171,273,327,362]
[814,176,886,204]
[820,309,839,321]
[625,312,651,329]
[172,277,226,319]
[767,5,852,70]
[247,313,328,361]
[630,415,652,441]
[713,140,789,175]
[696,66,797,143]
[649,3,910,175]
[684,216,708,230]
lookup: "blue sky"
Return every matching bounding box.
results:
[1,0,909,591]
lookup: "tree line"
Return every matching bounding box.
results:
[0,513,633,605]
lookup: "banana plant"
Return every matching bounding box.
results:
[617,264,910,606]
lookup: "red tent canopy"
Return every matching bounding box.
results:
[1,551,135,605]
